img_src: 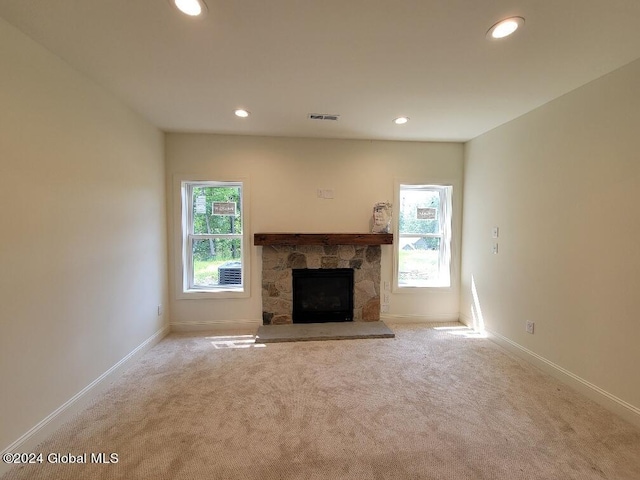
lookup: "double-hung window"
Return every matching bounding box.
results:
[396,184,453,288]
[181,180,246,294]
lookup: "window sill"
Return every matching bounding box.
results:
[393,285,454,294]
[177,288,250,300]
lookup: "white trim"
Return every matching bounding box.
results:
[170,319,261,332]
[391,285,456,294]
[393,178,460,293]
[381,313,460,323]
[459,312,474,327]
[480,325,640,428]
[172,174,251,300]
[0,326,170,476]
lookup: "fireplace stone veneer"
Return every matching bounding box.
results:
[261,244,382,325]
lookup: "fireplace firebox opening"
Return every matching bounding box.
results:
[292,268,354,324]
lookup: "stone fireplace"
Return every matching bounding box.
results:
[255,233,393,325]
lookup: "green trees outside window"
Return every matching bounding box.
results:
[183,181,244,291]
[397,184,452,288]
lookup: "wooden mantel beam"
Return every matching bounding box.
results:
[254,233,393,246]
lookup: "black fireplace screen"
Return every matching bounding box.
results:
[292,268,354,323]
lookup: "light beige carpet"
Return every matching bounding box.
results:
[3,323,640,480]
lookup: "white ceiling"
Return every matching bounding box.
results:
[2,0,640,142]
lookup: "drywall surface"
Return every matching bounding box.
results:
[0,18,168,451]
[166,134,463,328]
[461,58,640,412]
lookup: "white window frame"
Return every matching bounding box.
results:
[175,176,250,299]
[394,182,453,291]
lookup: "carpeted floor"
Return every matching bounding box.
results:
[3,322,640,480]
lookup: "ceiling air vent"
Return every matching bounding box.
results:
[308,113,340,121]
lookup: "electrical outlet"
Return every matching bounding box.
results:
[383,293,390,304]
[381,304,389,313]
[157,304,163,316]
[526,321,534,334]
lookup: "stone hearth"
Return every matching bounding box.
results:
[261,244,382,325]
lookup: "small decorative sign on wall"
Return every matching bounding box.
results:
[213,202,236,215]
[195,195,207,214]
[417,207,437,220]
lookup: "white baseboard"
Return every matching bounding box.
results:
[174,317,457,332]
[381,313,460,324]
[484,326,640,429]
[170,319,261,332]
[458,312,473,327]
[0,325,170,477]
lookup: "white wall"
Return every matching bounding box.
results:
[460,58,640,422]
[0,18,168,454]
[166,134,463,329]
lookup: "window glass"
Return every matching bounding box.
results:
[192,238,242,287]
[182,181,245,293]
[191,185,242,235]
[398,236,441,286]
[397,184,452,288]
[399,189,440,235]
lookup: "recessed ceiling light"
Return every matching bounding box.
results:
[234,109,250,118]
[170,0,208,17]
[393,117,409,125]
[486,16,525,40]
